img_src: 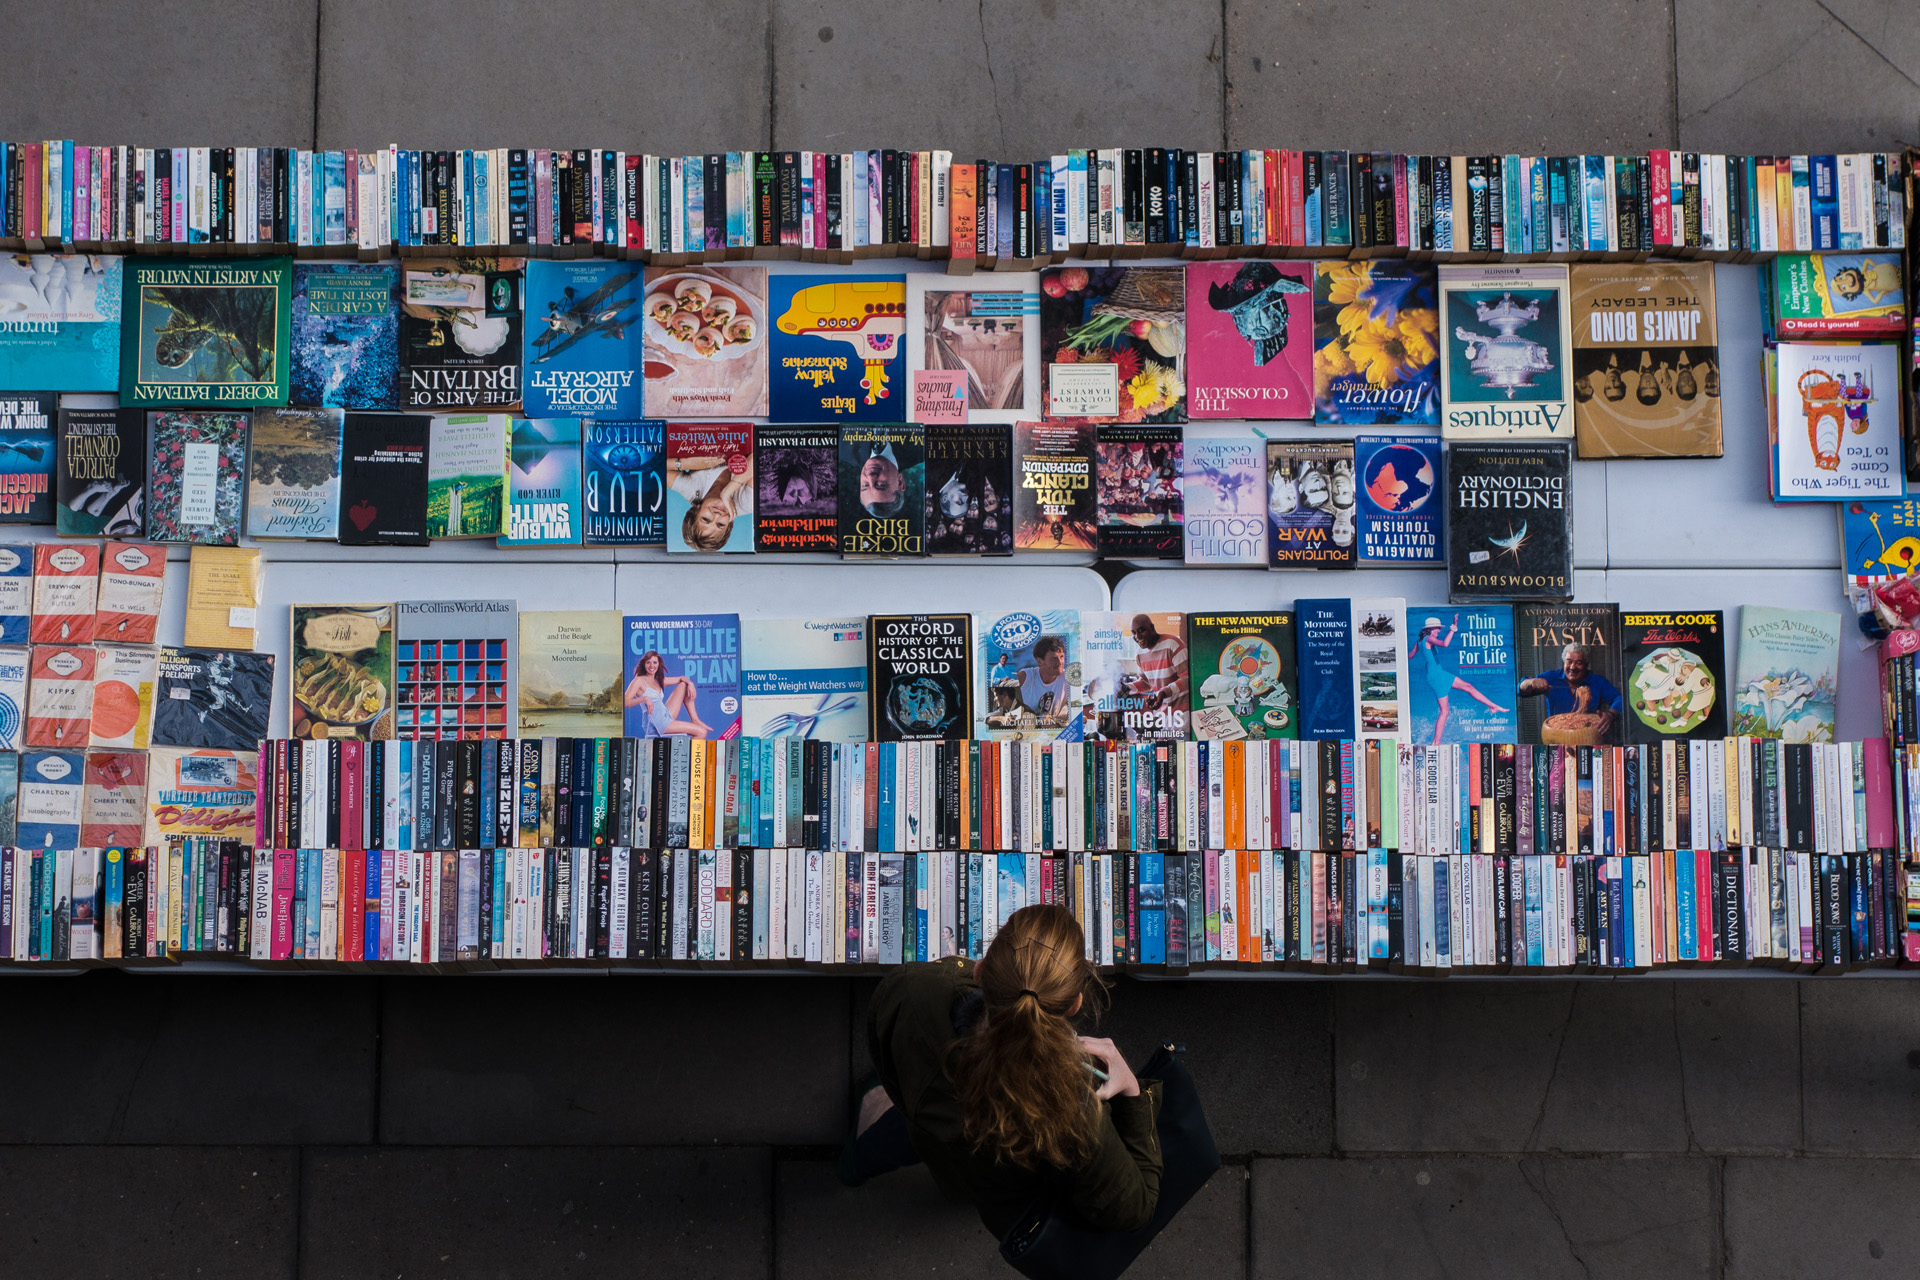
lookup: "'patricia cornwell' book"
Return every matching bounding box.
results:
[56,407,144,538]
[754,424,838,553]
[1185,261,1312,420]
[290,262,402,410]
[644,267,770,417]
[400,258,524,410]
[119,257,291,408]
[1570,262,1721,459]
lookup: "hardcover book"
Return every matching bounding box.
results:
[976,609,1083,741]
[643,267,770,418]
[0,254,122,392]
[523,261,643,417]
[1515,602,1625,746]
[395,599,516,740]
[1181,423,1266,566]
[290,262,401,409]
[1445,441,1573,601]
[1012,418,1094,551]
[1040,266,1185,423]
[1185,613,1297,740]
[1408,606,1517,744]
[26,643,94,749]
[582,418,666,546]
[1354,434,1442,565]
[119,257,291,408]
[146,410,249,545]
[666,421,754,552]
[1185,261,1312,419]
[868,613,971,742]
[18,750,82,850]
[1438,264,1574,440]
[740,616,868,741]
[1841,498,1920,596]
[1770,341,1902,502]
[425,413,508,538]
[1570,262,1721,459]
[839,423,926,557]
[754,424,839,552]
[1763,252,1905,338]
[925,422,1014,555]
[1080,611,1188,741]
[517,610,622,739]
[0,393,56,524]
[1266,438,1356,568]
[499,417,583,547]
[81,750,147,848]
[622,614,742,740]
[906,274,1042,422]
[290,604,395,742]
[399,258,523,410]
[1620,610,1727,741]
[1311,260,1440,425]
[245,407,343,539]
[337,412,430,545]
[149,646,274,751]
[142,746,257,845]
[768,274,907,422]
[1094,424,1181,559]
[89,642,156,750]
[56,406,144,537]
[1294,599,1355,741]
[94,541,165,645]
[1732,605,1840,742]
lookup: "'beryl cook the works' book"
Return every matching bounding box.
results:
[120,258,292,408]
[523,261,643,418]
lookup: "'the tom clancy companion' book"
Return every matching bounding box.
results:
[838,424,925,557]
[1095,424,1181,559]
[1570,262,1721,459]
[868,614,971,742]
[1013,418,1095,551]
[1445,441,1572,602]
[1515,602,1624,746]
[1620,610,1727,742]
[926,422,1014,556]
[1438,263,1574,441]
[754,424,839,553]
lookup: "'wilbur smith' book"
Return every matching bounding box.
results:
[753,423,839,553]
[839,424,926,557]
[1620,610,1726,741]
[642,267,769,418]
[1266,438,1355,568]
[740,615,867,740]
[1570,262,1720,459]
[290,262,401,410]
[1731,605,1840,743]
[622,614,742,740]
[1407,607,1516,744]
[523,262,643,417]
[1185,261,1312,420]
[1312,260,1440,425]
[868,614,970,742]
[400,258,523,410]
[666,421,754,553]
[1515,602,1624,746]
[1445,441,1573,602]
[56,407,144,537]
[0,393,56,524]
[337,413,430,545]
[769,275,907,422]
[1185,612,1296,741]
[145,411,249,546]
[119,257,291,408]
[1013,418,1094,551]
[500,417,583,547]
[927,422,1014,556]
[1354,434,1442,565]
[583,419,665,546]
[1437,263,1574,441]
[0,254,123,392]
[1095,424,1180,559]
[1182,423,1266,565]
[517,610,623,739]
[245,407,343,540]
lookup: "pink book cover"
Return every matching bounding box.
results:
[813,152,827,252]
[1865,737,1894,848]
[271,848,295,960]
[340,739,364,852]
[535,150,553,246]
[379,850,395,961]
[254,744,271,848]
[1183,261,1312,420]
[1203,847,1220,958]
[1651,152,1671,244]
[1393,156,1409,247]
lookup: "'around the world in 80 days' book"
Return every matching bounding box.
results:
[868,614,971,742]
[740,615,868,741]
[1445,440,1573,602]
[1438,263,1574,441]
[977,608,1083,742]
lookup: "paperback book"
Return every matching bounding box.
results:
[1013,418,1095,551]
[1732,605,1840,742]
[0,254,122,392]
[1354,434,1442,566]
[290,604,395,742]
[1040,266,1186,423]
[119,257,291,408]
[146,410,249,545]
[30,542,98,643]
[400,258,524,410]
[643,267,770,418]
[1266,438,1356,568]
[395,599,516,740]
[925,422,1014,556]
[26,643,94,749]
[1311,260,1440,425]
[1407,607,1517,744]
[1770,341,1902,501]
[906,274,1042,422]
[1570,262,1722,459]
[523,261,644,417]
[1185,613,1297,741]
[1181,423,1267,566]
[839,424,926,557]
[94,540,165,645]
[500,417,583,547]
[1763,252,1905,338]
[142,746,257,845]
[740,615,868,741]
[582,418,666,546]
[80,751,146,848]
[1620,610,1727,741]
[337,412,430,545]
[868,614,971,742]
[290,262,401,410]
[0,547,26,644]
[149,647,274,751]
[666,421,754,553]
[18,750,82,850]
[1094,424,1181,559]
[0,393,55,524]
[1515,602,1625,746]
[977,609,1083,742]
[1185,261,1312,420]
[1437,264,1574,440]
[89,643,155,750]
[769,275,907,422]
[55,406,144,537]
[1351,599,1410,741]
[517,610,622,739]
[1445,441,1573,601]
[1079,611,1188,742]
[622,613,743,741]
[754,424,839,553]
[425,413,508,538]
[245,407,343,539]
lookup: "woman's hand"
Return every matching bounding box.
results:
[1078,1036,1139,1101]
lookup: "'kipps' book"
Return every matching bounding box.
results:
[1080,611,1188,742]
[517,610,623,739]
[120,257,291,408]
[583,419,666,546]
[622,614,742,740]
[523,261,644,417]
[976,609,1083,742]
[1620,610,1727,741]
[146,410,250,546]
[754,424,839,553]
[769,275,907,422]
[290,262,401,410]
[1266,438,1355,568]
[290,604,394,742]
[245,407,344,540]
[1182,423,1266,566]
[740,616,868,741]
[643,267,770,418]
[56,406,144,537]
[1407,607,1517,744]
[1438,264,1574,441]
[1770,342,1902,502]
[26,643,94,749]
[839,424,926,557]
[1354,434,1442,566]
[1731,605,1840,743]
[148,647,274,752]
[0,254,123,392]
[1186,613,1296,741]
[1570,262,1722,459]
[868,614,971,742]
[926,422,1014,556]
[0,393,56,524]
[1312,261,1440,425]
[500,417,583,547]
[337,413,430,545]
[1040,267,1186,423]
[1445,441,1573,602]
[1013,419,1094,552]
[425,413,508,538]
[1185,261,1312,420]
[400,258,523,410]
[1514,602,1624,746]
[666,421,754,553]
[1095,424,1181,559]
[905,274,1043,422]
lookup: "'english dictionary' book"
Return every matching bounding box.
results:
[1444,441,1573,602]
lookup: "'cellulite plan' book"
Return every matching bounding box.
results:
[1184,261,1312,420]
[522,261,643,418]
[740,616,868,741]
[1182,423,1266,566]
[119,257,292,409]
[868,614,971,742]
[337,412,430,546]
[1444,441,1573,602]
[1731,604,1840,743]
[622,614,741,741]
[582,418,665,546]
[290,262,402,410]
[400,258,524,410]
[838,423,926,558]
[769,275,907,422]
[0,254,122,393]
[1438,263,1574,441]
[643,267,770,418]
[753,424,839,553]
[1570,262,1722,459]
[145,410,250,546]
[245,407,344,540]
[0,393,56,524]
[499,417,583,547]
[1185,613,1296,742]
[55,406,144,538]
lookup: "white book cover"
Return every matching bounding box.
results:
[1771,341,1902,501]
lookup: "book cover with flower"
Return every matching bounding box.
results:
[1312,261,1439,425]
[145,411,250,546]
[1040,267,1185,424]
[1186,262,1312,419]
[290,262,401,410]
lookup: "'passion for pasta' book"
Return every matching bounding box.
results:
[1438,263,1574,441]
[523,261,644,417]
[245,407,343,540]
[1514,602,1624,747]
[1312,260,1440,425]
[1185,261,1312,420]
[622,614,741,740]
[119,257,291,408]
[582,418,665,546]
[0,254,122,392]
[642,267,769,418]
[768,275,907,422]
[290,262,401,410]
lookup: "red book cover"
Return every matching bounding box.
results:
[1697,851,1714,960]
[1263,149,1281,246]
[341,739,364,851]
[343,849,366,963]
[95,541,164,645]
[27,642,93,748]
[1651,151,1672,246]
[907,152,921,252]
[625,154,641,249]
[271,848,296,960]
[31,542,100,643]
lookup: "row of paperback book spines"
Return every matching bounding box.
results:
[1,142,1905,267]
[255,734,1907,863]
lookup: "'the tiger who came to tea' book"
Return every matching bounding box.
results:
[1514,602,1624,746]
[622,614,742,741]
[517,610,623,739]
[740,616,868,741]
[643,267,770,419]
[0,254,123,393]
[55,406,144,538]
[245,408,343,540]
[499,417,583,547]
[1406,606,1517,745]
[289,262,402,410]
[1570,262,1722,459]
[1769,341,1903,502]
[1445,441,1573,602]
[1094,424,1181,560]
[1185,261,1312,420]
[1312,261,1440,426]
[769,275,907,422]
[926,422,1014,556]
[145,411,250,546]
[1040,266,1186,424]
[754,424,839,553]
[0,393,56,524]
[666,421,754,553]
[839,424,926,557]
[1438,264,1574,441]
[868,613,971,742]
[119,257,292,409]
[583,419,666,547]
[1185,613,1297,741]
[1620,610,1727,742]
[1181,423,1266,566]
[1013,419,1094,552]
[1266,438,1355,569]
[1731,604,1840,743]
[522,261,643,418]
[400,258,524,410]
[425,413,508,538]
[1353,434,1442,566]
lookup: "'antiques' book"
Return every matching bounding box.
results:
[1438,264,1574,441]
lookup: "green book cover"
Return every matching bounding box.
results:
[426,413,508,538]
[119,258,292,408]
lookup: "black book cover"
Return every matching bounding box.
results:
[1350,153,1372,249]
[456,739,482,849]
[1784,743,1813,851]
[594,847,612,956]
[824,152,843,251]
[1371,154,1395,249]
[434,744,457,853]
[56,406,144,537]
[326,741,342,849]
[731,847,752,960]
[1445,441,1573,601]
[838,423,925,557]
[1142,148,1168,245]
[149,647,275,751]
[868,613,970,741]
[895,151,912,244]
[337,413,430,545]
[1719,849,1746,963]
[1619,611,1727,742]
[1515,603,1623,746]
[925,422,1013,556]
[568,150,591,244]
[507,150,529,244]
[554,737,574,848]
[1014,164,1033,261]
[704,153,726,254]
[776,153,800,247]
[754,423,838,552]
[881,150,899,245]
[1094,423,1180,559]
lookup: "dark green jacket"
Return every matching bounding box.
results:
[867,956,1163,1237]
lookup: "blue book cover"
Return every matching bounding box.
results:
[18,750,81,849]
[997,851,1027,921]
[1809,156,1839,250]
[324,152,346,245]
[767,274,907,422]
[290,263,401,409]
[1294,598,1355,741]
[0,545,31,644]
[622,613,741,740]
[1524,856,1543,966]
[1355,435,1442,563]
[1582,155,1608,251]
[1140,850,1166,965]
[1676,848,1696,960]
[522,261,643,417]
[1408,607,1516,744]
[582,418,664,546]
[0,394,55,523]
[878,742,895,852]
[740,616,867,741]
[0,255,122,392]
[500,417,583,547]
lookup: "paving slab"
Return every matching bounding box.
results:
[1226,0,1675,153]
[0,1146,296,1280]
[1251,1154,1717,1278]
[301,1146,768,1280]
[1801,980,1920,1154]
[1724,1157,1920,1279]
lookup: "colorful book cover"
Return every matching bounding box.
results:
[753,423,839,553]
[1620,610,1727,741]
[0,751,14,846]
[149,647,274,751]
[1012,418,1094,551]
[868,614,971,742]
[523,261,643,417]
[1185,261,1312,419]
[582,418,665,546]
[95,541,166,645]
[1732,605,1840,742]
[1181,422,1266,565]
[622,614,742,740]
[31,542,99,643]
[1770,341,1902,501]
[925,422,1014,556]
[290,262,401,409]
[18,750,83,849]
[1570,262,1721,459]
[975,609,1083,742]
[1094,424,1181,559]
[400,258,523,410]
[245,407,343,539]
[1765,252,1905,338]
[290,604,395,742]
[1515,602,1625,746]
[337,412,430,545]
[56,406,144,537]
[1437,263,1574,440]
[500,417,583,547]
[0,254,122,392]
[0,393,56,523]
[1266,437,1356,568]
[740,616,868,741]
[1354,434,1442,565]
[119,257,291,408]
[517,610,622,739]
[1312,260,1440,425]
[1408,607,1517,744]
[89,643,156,750]
[395,599,516,740]
[666,421,754,552]
[642,267,769,418]
[146,410,249,545]
[1351,598,1410,740]
[1186,613,1296,741]
[1295,599,1355,741]
[425,413,508,537]
[768,274,907,422]
[1445,441,1573,601]
[906,274,1043,422]
[81,750,147,848]
[1080,611,1189,741]
[1841,498,1920,594]
[1040,266,1185,423]
[142,746,257,845]
[839,423,926,557]
[26,642,94,749]
[0,644,27,751]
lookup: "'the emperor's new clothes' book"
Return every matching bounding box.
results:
[400,258,523,410]
[0,393,56,524]
[1444,441,1573,602]
[622,614,741,740]
[337,412,430,545]
[1354,434,1442,565]
[1013,418,1094,551]
[927,421,1014,556]
[1569,262,1721,459]
[119,257,292,408]
[145,411,250,546]
[1311,260,1440,425]
[1181,422,1266,565]
[1095,424,1181,559]
[0,254,123,392]
[55,407,144,537]
[740,615,868,741]
[1265,437,1355,568]
[522,261,644,417]
[1407,606,1517,745]
[1437,263,1574,441]
[838,423,925,557]
[1731,605,1840,743]
[768,275,907,422]
[753,424,839,553]
[1620,610,1727,742]
[582,418,665,546]
[1185,613,1296,741]
[500,417,583,547]
[1515,602,1624,746]
[1184,261,1312,420]
[868,614,970,742]
[244,407,343,540]
[290,262,402,410]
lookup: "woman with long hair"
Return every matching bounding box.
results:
[623,649,711,738]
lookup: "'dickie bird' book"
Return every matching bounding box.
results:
[1444,441,1573,602]
[839,424,925,557]
[740,615,868,741]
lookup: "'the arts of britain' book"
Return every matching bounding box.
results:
[400,258,523,410]
[1013,418,1094,551]
[55,407,144,538]
[976,608,1083,742]
[583,419,666,546]
[1438,264,1574,441]
[337,413,430,546]
[1080,611,1188,741]
[1731,605,1840,742]
[245,407,343,540]
[1266,437,1355,568]
[1185,612,1296,741]
[1354,434,1442,566]
[1515,602,1625,746]
[0,393,56,524]
[839,424,926,557]
[148,647,274,752]
[290,604,394,742]
[1185,261,1312,420]
[769,275,907,422]
[622,614,742,740]
[1570,262,1721,459]
[926,422,1014,555]
[1312,261,1440,425]
[1181,423,1266,566]
[1445,441,1573,602]
[290,262,401,410]
[145,411,250,546]
[740,615,868,741]
[1407,606,1517,745]
[643,267,770,418]
[523,261,644,417]
[1620,610,1727,742]
[1095,424,1181,559]
[500,417,583,547]
[868,613,971,742]
[666,421,755,553]
[120,257,291,408]
[754,424,839,553]
[0,254,122,392]
[425,413,508,538]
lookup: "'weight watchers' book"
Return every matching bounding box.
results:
[740,616,867,740]
[622,614,742,740]
[753,424,839,553]
[582,418,665,546]
[868,614,970,742]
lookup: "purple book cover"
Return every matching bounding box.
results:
[1184,261,1312,420]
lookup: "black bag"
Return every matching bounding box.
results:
[998,1044,1221,1280]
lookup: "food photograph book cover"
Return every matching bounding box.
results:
[643,267,770,418]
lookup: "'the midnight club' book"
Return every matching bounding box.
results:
[868,613,971,741]
[337,413,430,546]
[1444,441,1573,602]
[754,424,839,553]
[55,407,144,538]
[582,418,664,546]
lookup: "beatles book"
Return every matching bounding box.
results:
[1763,252,1905,339]
[517,610,623,739]
[1770,341,1902,502]
[768,274,907,422]
[337,412,430,545]
[119,257,291,408]
[1040,266,1185,424]
[976,609,1084,742]
[426,413,508,538]
[1080,610,1188,742]
[1185,261,1312,420]
[0,393,56,524]
[583,418,666,546]
[868,614,971,742]
[1437,264,1574,441]
[145,410,249,546]
[666,421,754,553]
[1731,605,1840,742]
[1407,606,1517,744]
[1013,418,1094,552]
[1185,612,1297,742]
[1570,262,1721,459]
[290,604,394,742]
[1312,260,1440,425]
[643,267,769,418]
[926,422,1014,556]
[400,258,523,410]
[55,406,144,538]
[1266,438,1356,568]
[0,254,122,393]
[523,261,643,418]
[290,262,402,410]
[1181,423,1266,566]
[753,424,839,553]
[1445,441,1573,602]
[395,599,517,740]
[1515,602,1624,746]
[1620,610,1727,742]
[740,615,868,741]
[905,274,1042,423]
[149,647,274,752]
[623,614,742,740]
[245,407,343,540]
[1095,424,1181,559]
[1354,434,1442,566]
[839,424,925,557]
[500,417,583,547]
